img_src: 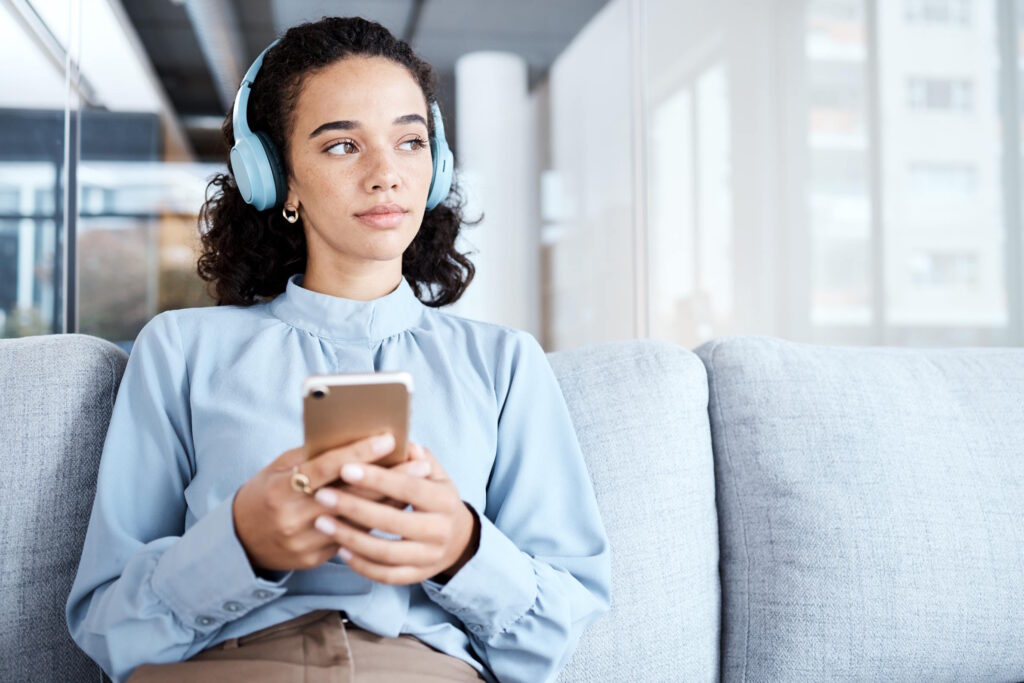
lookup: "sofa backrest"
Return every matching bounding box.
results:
[550,339,720,682]
[0,334,127,682]
[695,336,1024,683]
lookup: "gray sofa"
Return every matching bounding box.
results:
[2,333,1023,682]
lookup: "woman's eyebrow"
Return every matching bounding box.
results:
[308,113,427,139]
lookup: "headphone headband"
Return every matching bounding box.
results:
[232,38,279,141]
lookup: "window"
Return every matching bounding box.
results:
[908,251,979,287]
[904,0,972,26]
[907,162,979,197]
[906,77,974,112]
[0,1,216,342]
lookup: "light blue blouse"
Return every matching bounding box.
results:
[65,273,611,683]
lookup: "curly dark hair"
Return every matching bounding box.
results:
[196,16,479,307]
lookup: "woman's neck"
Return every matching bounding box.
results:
[300,262,403,301]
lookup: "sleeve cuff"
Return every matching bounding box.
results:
[421,503,537,638]
[150,493,292,634]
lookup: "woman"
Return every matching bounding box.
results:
[66,16,611,683]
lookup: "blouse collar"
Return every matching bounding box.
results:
[269,272,424,342]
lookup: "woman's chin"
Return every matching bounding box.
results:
[358,227,417,252]
[353,239,414,262]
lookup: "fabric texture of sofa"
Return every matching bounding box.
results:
[1,333,1022,682]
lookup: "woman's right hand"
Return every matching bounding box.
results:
[232,433,429,573]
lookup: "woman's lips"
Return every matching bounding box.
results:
[355,210,407,229]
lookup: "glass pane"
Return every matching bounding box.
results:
[0,2,69,338]
[547,0,635,349]
[878,0,1006,333]
[647,87,701,345]
[695,63,733,334]
[643,0,735,349]
[72,2,217,346]
[806,0,873,327]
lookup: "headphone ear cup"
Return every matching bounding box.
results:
[426,135,454,211]
[255,131,287,208]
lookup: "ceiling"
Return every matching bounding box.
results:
[120,0,613,161]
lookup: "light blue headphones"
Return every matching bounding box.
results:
[229,38,454,212]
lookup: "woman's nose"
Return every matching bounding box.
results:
[364,151,400,192]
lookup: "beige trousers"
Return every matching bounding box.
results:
[126,609,486,682]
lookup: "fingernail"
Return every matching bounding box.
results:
[315,488,338,507]
[338,547,353,561]
[341,463,364,481]
[315,515,336,535]
[371,433,395,455]
[408,461,431,477]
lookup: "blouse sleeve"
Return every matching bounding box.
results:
[65,312,291,683]
[421,330,612,683]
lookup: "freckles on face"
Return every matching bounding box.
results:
[286,56,435,256]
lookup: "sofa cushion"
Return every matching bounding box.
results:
[0,334,128,682]
[696,336,1024,682]
[549,339,720,682]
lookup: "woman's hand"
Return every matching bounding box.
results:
[232,433,432,573]
[311,442,482,585]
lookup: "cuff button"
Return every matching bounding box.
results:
[253,589,273,599]
[223,601,243,613]
[196,615,216,627]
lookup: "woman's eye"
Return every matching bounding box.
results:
[400,137,428,151]
[326,140,357,156]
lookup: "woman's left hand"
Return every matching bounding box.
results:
[311,442,481,585]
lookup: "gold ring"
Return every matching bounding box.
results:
[290,465,313,495]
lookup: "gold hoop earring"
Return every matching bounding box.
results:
[282,205,299,224]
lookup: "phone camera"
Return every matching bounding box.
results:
[311,389,326,399]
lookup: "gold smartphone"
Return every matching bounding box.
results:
[301,371,413,468]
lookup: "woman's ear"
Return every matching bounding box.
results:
[283,189,299,211]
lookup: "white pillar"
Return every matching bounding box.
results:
[446,52,539,338]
